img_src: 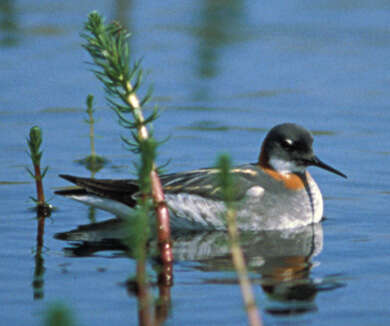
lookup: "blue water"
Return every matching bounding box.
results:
[1,0,390,325]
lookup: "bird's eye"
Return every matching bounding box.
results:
[281,138,294,150]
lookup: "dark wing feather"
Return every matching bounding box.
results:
[56,164,259,205]
[56,174,139,207]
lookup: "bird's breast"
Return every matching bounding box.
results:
[260,167,306,190]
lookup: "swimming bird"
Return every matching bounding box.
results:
[55,123,346,231]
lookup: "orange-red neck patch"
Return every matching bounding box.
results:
[261,167,307,190]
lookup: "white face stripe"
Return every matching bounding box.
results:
[269,157,306,174]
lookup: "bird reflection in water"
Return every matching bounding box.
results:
[55,221,345,316]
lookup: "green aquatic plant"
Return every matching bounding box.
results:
[217,154,263,326]
[82,11,173,325]
[86,94,96,155]
[26,126,51,215]
[82,10,172,268]
[76,94,108,175]
[27,126,52,303]
[125,138,156,326]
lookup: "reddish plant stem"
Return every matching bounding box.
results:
[34,163,48,250]
[34,164,45,206]
[150,169,174,285]
[124,70,173,325]
[150,170,173,264]
[125,82,173,281]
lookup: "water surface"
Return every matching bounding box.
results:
[1,0,390,325]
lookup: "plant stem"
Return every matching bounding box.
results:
[82,15,173,324]
[218,154,263,326]
[26,126,50,300]
[126,85,173,284]
[125,81,148,140]
[34,164,45,206]
[27,126,51,215]
[226,208,263,326]
[83,12,173,271]
[88,112,96,158]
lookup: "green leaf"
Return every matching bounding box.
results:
[42,166,49,179]
[26,167,34,178]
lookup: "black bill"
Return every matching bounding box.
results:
[308,156,347,178]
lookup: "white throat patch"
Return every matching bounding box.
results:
[269,157,306,174]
